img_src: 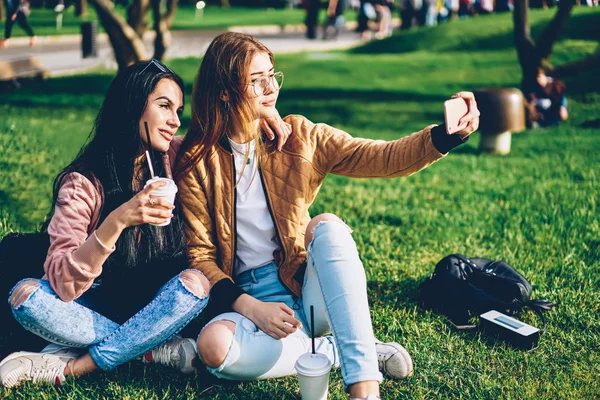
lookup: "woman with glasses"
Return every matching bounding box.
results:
[176,32,479,400]
[0,58,292,388]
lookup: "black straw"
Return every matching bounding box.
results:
[310,305,315,354]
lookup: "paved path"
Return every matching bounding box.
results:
[0,24,364,77]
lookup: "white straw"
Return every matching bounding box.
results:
[145,150,155,178]
[144,122,155,179]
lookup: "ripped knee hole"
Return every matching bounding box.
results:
[10,280,41,308]
[179,271,210,297]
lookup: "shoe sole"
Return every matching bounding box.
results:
[0,351,49,388]
[378,343,414,379]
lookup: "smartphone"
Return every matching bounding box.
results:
[444,98,469,135]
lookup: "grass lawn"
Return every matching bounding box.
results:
[1,6,600,400]
[0,5,357,37]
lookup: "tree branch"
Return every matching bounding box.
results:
[536,0,575,61]
[513,0,540,90]
[164,0,179,29]
[127,0,150,38]
[89,0,148,69]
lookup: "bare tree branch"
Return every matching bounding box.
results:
[89,0,148,69]
[164,0,179,28]
[127,0,151,37]
[75,0,88,17]
[536,0,576,61]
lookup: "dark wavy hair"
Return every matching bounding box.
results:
[44,61,186,269]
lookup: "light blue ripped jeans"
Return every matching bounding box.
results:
[204,220,383,387]
[9,270,209,371]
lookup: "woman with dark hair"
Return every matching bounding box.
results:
[177,32,479,400]
[0,60,212,388]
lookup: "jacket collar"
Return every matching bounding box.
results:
[216,131,277,155]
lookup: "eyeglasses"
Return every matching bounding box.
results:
[141,58,175,75]
[248,72,284,97]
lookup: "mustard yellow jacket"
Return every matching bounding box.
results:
[177,115,460,311]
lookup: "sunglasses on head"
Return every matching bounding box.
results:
[141,58,175,75]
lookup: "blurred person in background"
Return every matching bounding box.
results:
[473,0,494,14]
[323,0,348,40]
[524,68,568,128]
[374,0,394,38]
[1,0,36,48]
[400,0,421,29]
[424,0,438,26]
[304,0,323,39]
[356,0,377,40]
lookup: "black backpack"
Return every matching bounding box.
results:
[418,254,553,329]
[0,232,51,359]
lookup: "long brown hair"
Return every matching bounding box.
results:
[176,32,274,178]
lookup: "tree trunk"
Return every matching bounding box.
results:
[151,0,178,61]
[89,0,148,70]
[0,0,5,21]
[221,0,230,7]
[75,0,88,17]
[513,0,539,93]
[536,0,576,63]
[513,0,575,94]
[127,0,150,38]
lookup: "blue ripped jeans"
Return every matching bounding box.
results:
[9,270,209,370]
[204,221,383,387]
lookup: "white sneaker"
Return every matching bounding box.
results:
[375,340,414,379]
[142,337,197,374]
[41,343,82,358]
[0,351,75,388]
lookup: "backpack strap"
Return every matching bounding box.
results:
[525,299,555,335]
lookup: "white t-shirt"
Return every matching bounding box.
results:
[228,138,279,276]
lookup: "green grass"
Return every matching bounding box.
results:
[2,7,600,399]
[0,5,357,37]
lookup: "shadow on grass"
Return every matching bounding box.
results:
[0,73,196,108]
[352,11,600,55]
[580,119,600,129]
[368,276,422,310]
[449,143,480,155]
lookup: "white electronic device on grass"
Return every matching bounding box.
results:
[479,310,540,349]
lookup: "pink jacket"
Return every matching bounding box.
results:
[44,137,182,302]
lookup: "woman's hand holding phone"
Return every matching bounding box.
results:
[444,92,480,139]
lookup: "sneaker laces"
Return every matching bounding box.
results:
[149,341,180,368]
[30,358,66,385]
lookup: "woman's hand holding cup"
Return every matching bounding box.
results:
[113,181,175,229]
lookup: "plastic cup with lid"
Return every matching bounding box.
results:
[295,352,332,400]
[143,177,177,226]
